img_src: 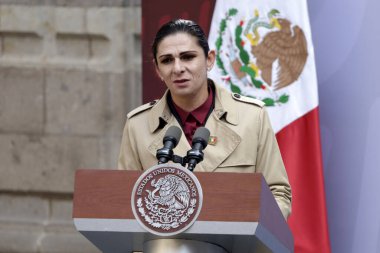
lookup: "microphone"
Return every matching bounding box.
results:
[186,127,210,171]
[156,126,182,164]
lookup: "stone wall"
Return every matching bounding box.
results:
[0,1,141,252]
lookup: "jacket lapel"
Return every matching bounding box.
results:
[200,112,241,172]
[147,117,192,163]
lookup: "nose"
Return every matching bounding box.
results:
[173,59,185,74]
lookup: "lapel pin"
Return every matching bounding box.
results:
[208,136,218,145]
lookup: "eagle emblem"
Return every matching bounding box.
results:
[131,164,202,236]
[213,8,309,106]
[147,174,190,211]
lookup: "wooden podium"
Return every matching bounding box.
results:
[73,169,293,253]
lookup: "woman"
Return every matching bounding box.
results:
[118,19,291,219]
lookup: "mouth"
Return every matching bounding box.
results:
[173,79,190,84]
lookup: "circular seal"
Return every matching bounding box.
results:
[131,164,203,236]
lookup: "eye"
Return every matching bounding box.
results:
[160,57,173,64]
[181,54,196,61]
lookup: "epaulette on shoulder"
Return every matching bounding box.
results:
[231,93,265,107]
[127,100,158,119]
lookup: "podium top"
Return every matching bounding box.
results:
[73,170,264,221]
[73,169,293,253]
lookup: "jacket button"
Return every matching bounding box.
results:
[234,93,241,99]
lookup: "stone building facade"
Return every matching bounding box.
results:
[0,1,142,252]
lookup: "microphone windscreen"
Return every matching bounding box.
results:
[193,127,210,147]
[164,126,182,146]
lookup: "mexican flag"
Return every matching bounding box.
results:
[208,1,331,252]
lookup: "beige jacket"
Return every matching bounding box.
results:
[118,83,291,218]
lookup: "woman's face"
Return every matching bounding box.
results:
[155,32,215,102]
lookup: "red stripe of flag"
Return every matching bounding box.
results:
[276,107,331,253]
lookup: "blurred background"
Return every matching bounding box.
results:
[0,0,140,252]
[0,0,379,253]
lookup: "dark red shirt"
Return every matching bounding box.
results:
[171,87,214,144]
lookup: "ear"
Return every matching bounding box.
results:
[206,50,216,70]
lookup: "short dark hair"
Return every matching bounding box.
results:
[152,19,210,64]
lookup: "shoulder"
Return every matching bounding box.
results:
[127,100,158,119]
[231,93,265,107]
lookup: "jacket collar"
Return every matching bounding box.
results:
[213,82,239,126]
[148,89,172,133]
[148,80,239,133]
